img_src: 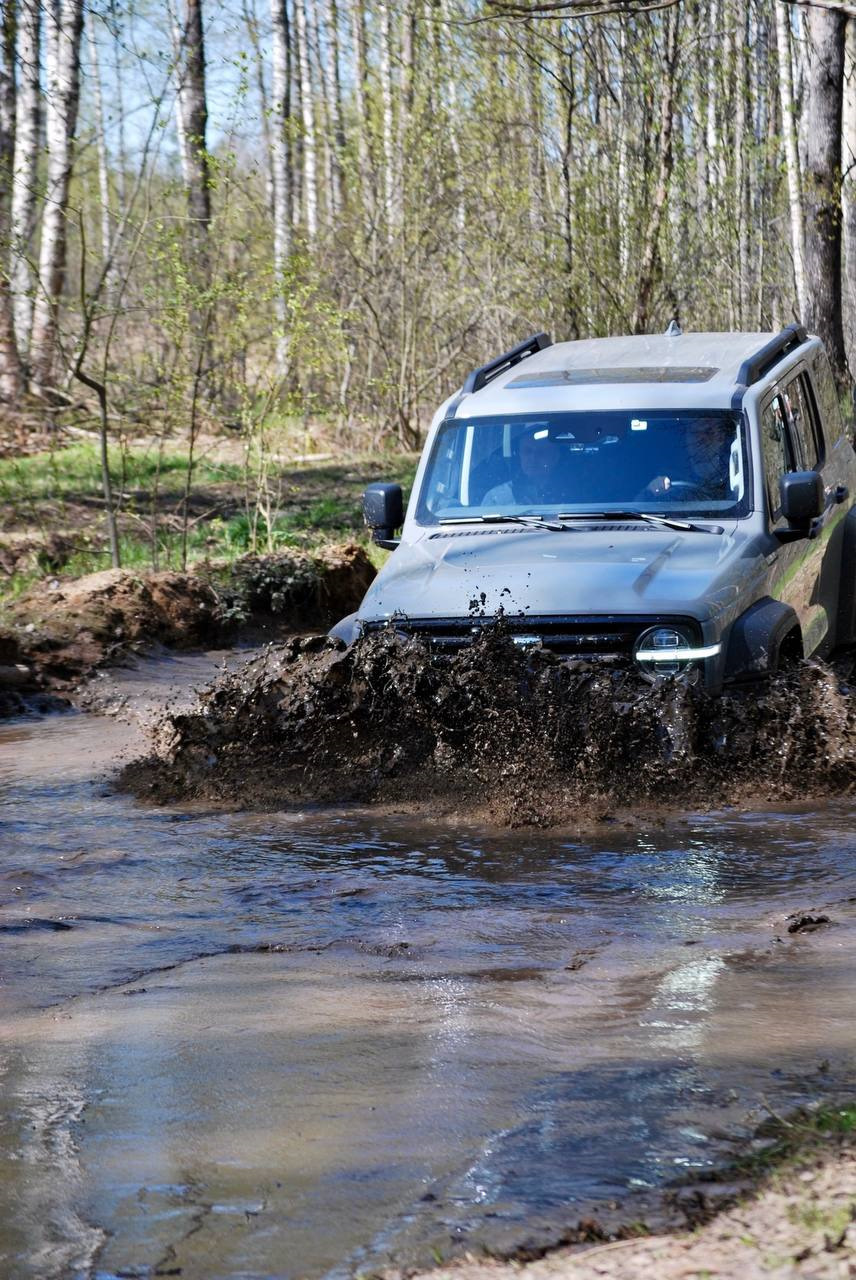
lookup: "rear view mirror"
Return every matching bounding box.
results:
[363,483,403,548]
[779,470,824,533]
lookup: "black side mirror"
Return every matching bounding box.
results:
[778,470,824,537]
[363,482,403,549]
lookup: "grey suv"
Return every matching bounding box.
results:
[335,325,856,689]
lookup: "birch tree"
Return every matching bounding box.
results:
[29,0,84,392]
[9,0,38,360]
[0,0,22,401]
[776,0,807,316]
[173,0,211,252]
[295,0,317,241]
[843,16,856,364]
[270,0,292,375]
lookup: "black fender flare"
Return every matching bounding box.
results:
[724,597,802,680]
[836,506,856,646]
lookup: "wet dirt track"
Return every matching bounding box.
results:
[1,651,855,1279]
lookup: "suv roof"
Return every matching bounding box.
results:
[452,328,813,418]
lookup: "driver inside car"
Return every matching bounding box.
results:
[639,416,734,501]
[482,427,565,507]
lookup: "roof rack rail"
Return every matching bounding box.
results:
[463,332,552,395]
[735,323,808,390]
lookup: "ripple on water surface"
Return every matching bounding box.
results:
[1,706,855,1278]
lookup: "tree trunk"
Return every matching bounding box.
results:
[269,0,292,376]
[378,0,395,228]
[803,6,847,383]
[734,0,749,328]
[633,8,680,334]
[777,0,808,318]
[0,0,22,402]
[87,12,114,301]
[173,0,211,252]
[29,0,84,393]
[843,16,856,368]
[295,0,317,242]
[349,0,371,228]
[10,0,38,363]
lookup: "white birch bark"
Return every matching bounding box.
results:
[438,0,464,235]
[295,0,317,242]
[706,0,721,205]
[734,0,749,327]
[316,0,342,216]
[29,0,84,392]
[86,13,114,300]
[348,0,371,224]
[269,0,292,374]
[617,19,630,279]
[10,0,39,360]
[776,0,807,317]
[0,0,22,400]
[378,0,395,228]
[171,0,211,249]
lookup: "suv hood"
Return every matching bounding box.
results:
[358,524,751,622]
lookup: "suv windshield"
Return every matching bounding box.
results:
[416,410,749,524]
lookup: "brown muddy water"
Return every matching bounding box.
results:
[1,650,855,1280]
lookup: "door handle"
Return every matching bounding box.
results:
[834,484,849,504]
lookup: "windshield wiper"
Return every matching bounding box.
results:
[438,513,575,532]
[556,510,724,535]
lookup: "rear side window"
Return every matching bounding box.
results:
[782,372,822,468]
[810,350,846,445]
[761,396,795,521]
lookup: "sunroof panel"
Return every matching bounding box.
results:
[509,366,719,387]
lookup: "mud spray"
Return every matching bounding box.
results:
[119,626,856,826]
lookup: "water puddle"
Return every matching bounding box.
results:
[1,652,855,1277]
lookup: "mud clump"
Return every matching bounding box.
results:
[120,629,856,825]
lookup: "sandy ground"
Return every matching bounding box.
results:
[414,1145,856,1279]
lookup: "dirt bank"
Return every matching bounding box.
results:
[120,626,856,826]
[0,542,374,716]
[409,1107,856,1280]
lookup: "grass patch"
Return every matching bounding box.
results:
[0,440,416,601]
[705,1103,856,1187]
[0,439,243,505]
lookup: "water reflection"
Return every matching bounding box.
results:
[1,707,856,1277]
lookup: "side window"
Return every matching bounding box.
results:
[761,395,795,521]
[782,372,822,469]
[810,350,846,446]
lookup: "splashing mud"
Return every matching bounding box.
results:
[119,628,856,825]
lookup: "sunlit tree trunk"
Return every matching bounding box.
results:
[30,0,84,392]
[0,0,22,402]
[10,0,38,362]
[803,6,847,383]
[843,16,856,367]
[173,0,211,252]
[378,0,395,228]
[295,0,317,242]
[777,0,807,319]
[633,7,680,333]
[270,0,292,375]
[87,12,114,301]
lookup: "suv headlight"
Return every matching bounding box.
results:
[634,626,720,681]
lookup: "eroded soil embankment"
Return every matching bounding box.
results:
[120,629,856,825]
[0,542,374,716]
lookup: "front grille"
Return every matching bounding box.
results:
[363,615,700,658]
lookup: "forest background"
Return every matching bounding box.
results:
[0,0,854,582]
